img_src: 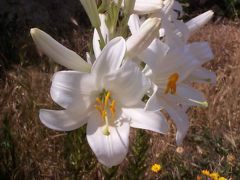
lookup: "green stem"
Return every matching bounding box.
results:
[96,26,106,49]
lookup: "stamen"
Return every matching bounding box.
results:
[94,90,117,136]
[165,73,179,95]
[109,100,116,118]
[104,91,111,106]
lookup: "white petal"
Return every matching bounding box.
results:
[140,39,169,73]
[128,14,140,34]
[187,67,216,84]
[104,61,150,107]
[123,107,169,134]
[158,96,189,145]
[176,84,208,107]
[93,14,109,58]
[134,0,163,14]
[152,48,200,84]
[39,108,88,131]
[30,28,91,72]
[87,112,129,167]
[186,10,214,35]
[145,85,164,111]
[50,71,98,108]
[187,42,214,64]
[174,20,190,42]
[92,37,126,82]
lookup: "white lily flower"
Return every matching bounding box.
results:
[40,37,168,167]
[30,28,91,72]
[128,15,213,144]
[142,39,208,145]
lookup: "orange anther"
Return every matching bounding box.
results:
[165,73,179,95]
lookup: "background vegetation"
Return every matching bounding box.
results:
[0,0,240,179]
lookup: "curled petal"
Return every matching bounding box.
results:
[39,108,88,131]
[123,107,169,134]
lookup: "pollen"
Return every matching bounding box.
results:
[95,90,116,136]
[151,164,161,173]
[165,73,179,94]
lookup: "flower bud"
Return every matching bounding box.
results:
[126,17,161,59]
[30,28,91,72]
[186,10,214,35]
[79,0,101,28]
[124,0,136,16]
[133,0,163,14]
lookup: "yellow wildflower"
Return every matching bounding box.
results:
[151,164,161,173]
[219,177,227,180]
[201,169,210,176]
[209,172,219,180]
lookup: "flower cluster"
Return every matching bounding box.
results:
[201,170,227,180]
[30,0,216,167]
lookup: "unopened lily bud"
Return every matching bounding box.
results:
[79,0,101,28]
[30,28,91,72]
[124,0,136,16]
[186,10,214,35]
[133,0,163,14]
[126,17,161,59]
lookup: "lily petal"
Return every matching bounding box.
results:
[187,42,214,64]
[30,28,91,72]
[87,112,129,167]
[145,85,164,111]
[158,96,189,145]
[176,84,208,107]
[39,108,88,131]
[188,67,216,84]
[92,37,126,85]
[50,71,98,108]
[140,39,169,73]
[186,10,214,35]
[123,107,169,134]
[104,61,150,107]
[128,14,140,34]
[93,14,109,58]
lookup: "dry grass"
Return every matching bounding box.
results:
[1,21,240,179]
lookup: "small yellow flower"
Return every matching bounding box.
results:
[151,163,161,173]
[209,172,219,180]
[219,177,227,180]
[201,169,210,176]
